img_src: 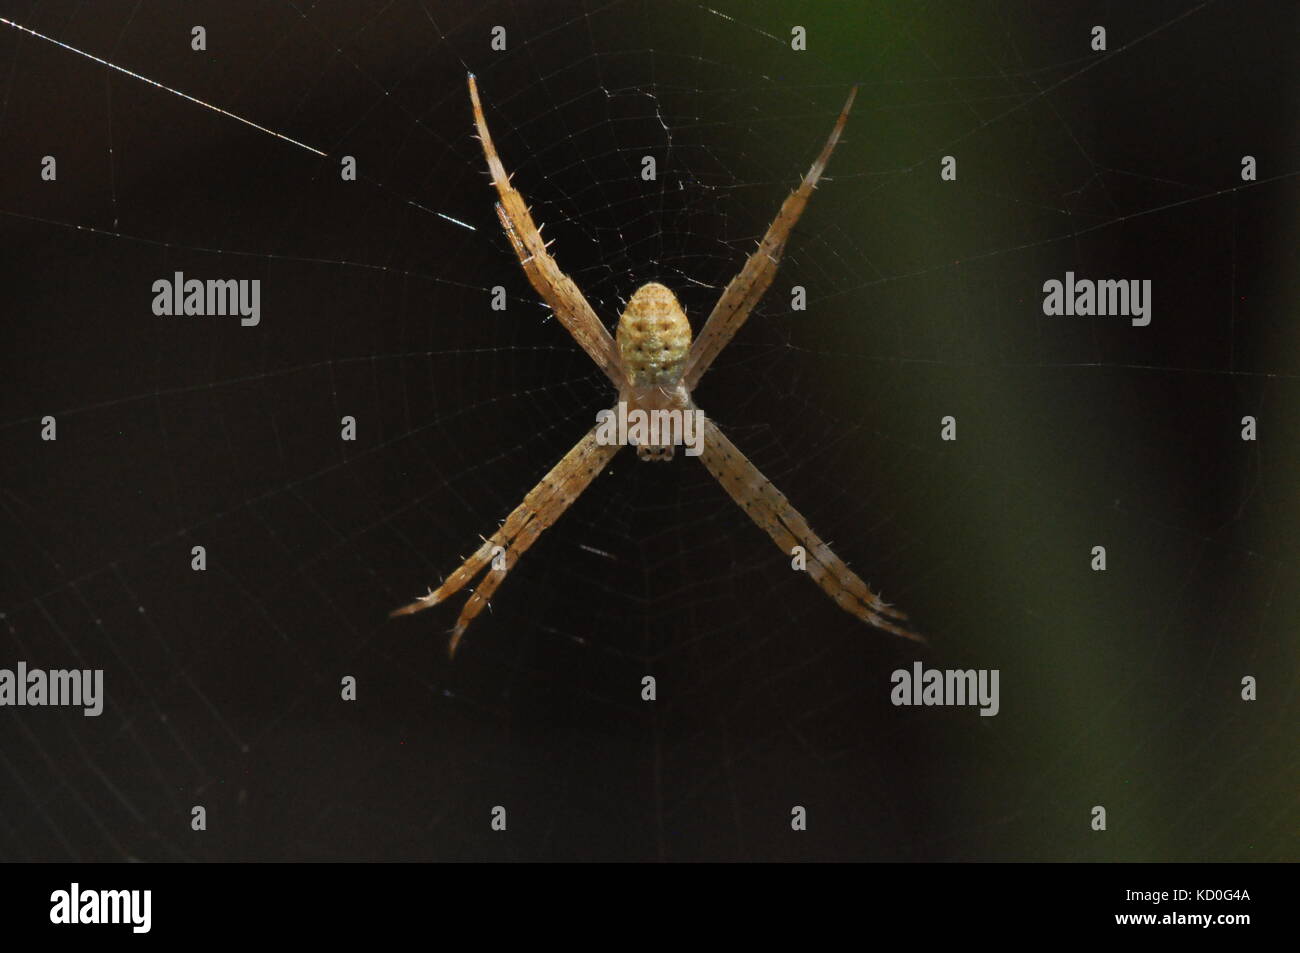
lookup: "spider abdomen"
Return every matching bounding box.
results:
[616,282,692,387]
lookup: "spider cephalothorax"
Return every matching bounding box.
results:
[392,75,921,656]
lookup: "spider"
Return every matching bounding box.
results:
[393,75,922,656]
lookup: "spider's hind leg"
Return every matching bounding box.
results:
[392,424,622,657]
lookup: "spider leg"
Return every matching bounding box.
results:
[683,87,857,390]
[392,422,623,656]
[697,413,923,642]
[468,74,623,387]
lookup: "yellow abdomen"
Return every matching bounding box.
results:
[616,282,692,386]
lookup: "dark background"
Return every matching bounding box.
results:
[0,0,1295,861]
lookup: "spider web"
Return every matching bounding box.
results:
[0,0,1295,861]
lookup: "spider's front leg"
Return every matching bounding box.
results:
[683,86,858,389]
[468,74,622,386]
[392,424,622,657]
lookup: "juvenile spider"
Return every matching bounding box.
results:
[393,75,922,656]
